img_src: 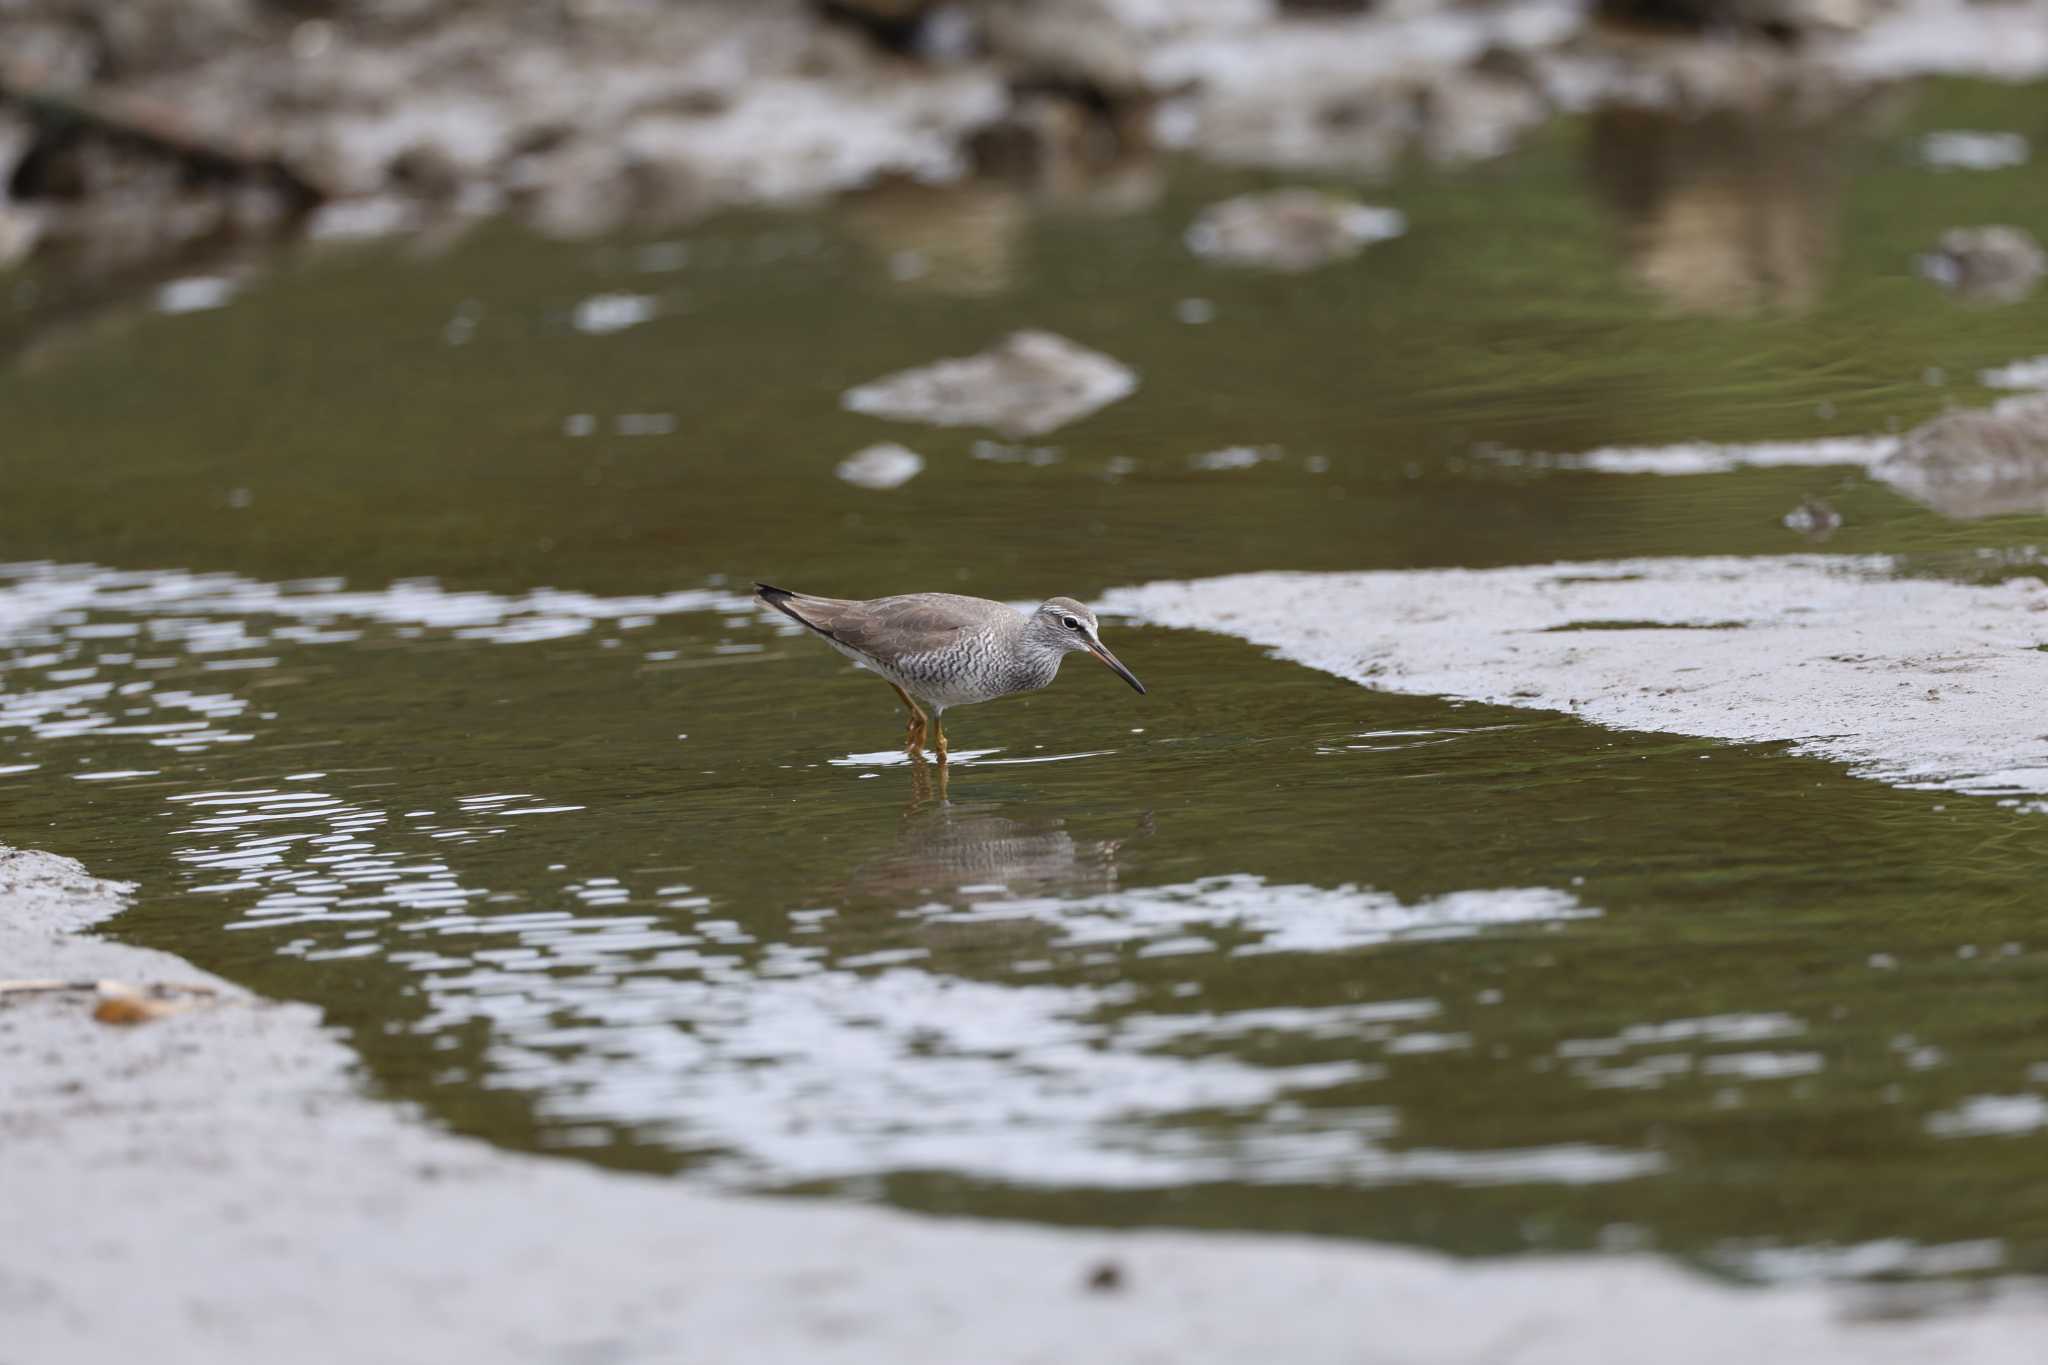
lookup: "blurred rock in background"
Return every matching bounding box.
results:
[0,0,2041,280]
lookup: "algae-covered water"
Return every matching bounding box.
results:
[6,81,2048,1283]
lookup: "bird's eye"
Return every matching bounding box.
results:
[1061,616,1081,630]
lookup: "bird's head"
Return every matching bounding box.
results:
[1027,597,1145,694]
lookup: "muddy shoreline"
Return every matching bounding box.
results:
[7,842,2048,1361]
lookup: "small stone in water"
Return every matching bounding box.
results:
[1190,445,1280,471]
[573,293,658,334]
[157,277,236,315]
[836,443,925,490]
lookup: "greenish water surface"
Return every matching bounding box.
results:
[5,80,2048,1286]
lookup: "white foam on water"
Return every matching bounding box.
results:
[1926,1093,2048,1138]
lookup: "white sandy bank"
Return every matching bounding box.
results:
[1106,555,2048,805]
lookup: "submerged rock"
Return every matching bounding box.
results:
[1185,189,1405,271]
[842,330,1136,437]
[1918,225,2046,304]
[1877,397,2048,519]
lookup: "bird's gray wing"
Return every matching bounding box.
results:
[763,590,994,661]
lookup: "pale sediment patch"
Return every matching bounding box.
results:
[1104,555,2048,806]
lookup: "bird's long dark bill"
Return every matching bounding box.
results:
[1086,639,1146,695]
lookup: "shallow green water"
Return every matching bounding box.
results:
[6,80,2048,1284]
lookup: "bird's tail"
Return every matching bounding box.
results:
[755,582,811,629]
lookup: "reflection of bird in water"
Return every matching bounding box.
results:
[843,795,1149,909]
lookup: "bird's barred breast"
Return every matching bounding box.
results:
[895,628,1053,708]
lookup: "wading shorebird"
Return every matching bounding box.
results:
[756,583,1145,765]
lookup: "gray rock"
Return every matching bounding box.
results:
[843,330,1136,437]
[1186,188,1405,271]
[1877,397,2048,519]
[1919,225,2046,304]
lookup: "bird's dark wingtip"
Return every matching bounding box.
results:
[755,582,794,603]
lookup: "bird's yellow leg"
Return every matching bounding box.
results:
[889,682,928,755]
[932,713,949,767]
